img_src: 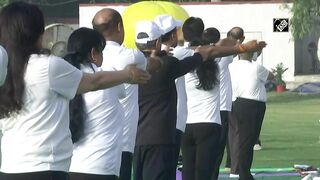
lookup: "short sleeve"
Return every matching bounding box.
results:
[132,50,147,70]
[0,46,8,86]
[257,64,269,83]
[113,48,147,71]
[172,46,194,60]
[49,56,83,100]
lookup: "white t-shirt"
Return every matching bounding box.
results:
[229,60,269,102]
[102,41,146,153]
[185,68,221,125]
[69,64,125,176]
[0,46,8,86]
[217,56,233,111]
[172,46,194,132]
[0,54,82,173]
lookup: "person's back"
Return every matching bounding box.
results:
[229,51,271,180]
[1,54,82,173]
[70,63,125,176]
[92,11,147,179]
[138,55,183,145]
[185,71,221,125]
[134,19,204,180]
[230,58,268,102]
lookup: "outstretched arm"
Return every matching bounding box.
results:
[195,40,267,61]
[77,65,150,94]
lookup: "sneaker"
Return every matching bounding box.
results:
[253,144,262,151]
[230,173,256,178]
[229,174,239,178]
[224,167,231,172]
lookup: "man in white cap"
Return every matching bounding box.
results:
[92,8,147,180]
[134,19,206,180]
[153,14,185,170]
[0,45,8,86]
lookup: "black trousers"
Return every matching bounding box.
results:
[181,123,221,180]
[174,129,183,170]
[119,151,133,180]
[231,98,266,180]
[211,111,230,180]
[0,171,68,180]
[225,136,231,169]
[69,172,118,180]
[228,110,239,174]
[133,145,176,180]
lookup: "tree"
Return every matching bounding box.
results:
[288,0,320,39]
[0,0,8,7]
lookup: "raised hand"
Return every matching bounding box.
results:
[241,40,267,53]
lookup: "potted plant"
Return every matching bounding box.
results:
[271,63,288,92]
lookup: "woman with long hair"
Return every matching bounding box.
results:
[65,27,125,180]
[181,17,222,180]
[0,2,149,180]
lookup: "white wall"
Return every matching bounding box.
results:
[79,2,294,81]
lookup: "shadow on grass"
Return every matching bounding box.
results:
[267,91,320,104]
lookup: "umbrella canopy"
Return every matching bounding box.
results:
[122,1,189,48]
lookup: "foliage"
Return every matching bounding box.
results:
[286,0,320,39]
[0,0,8,7]
[271,63,288,86]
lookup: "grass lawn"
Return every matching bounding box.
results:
[252,92,320,168]
[218,92,320,179]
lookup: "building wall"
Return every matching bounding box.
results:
[80,2,295,81]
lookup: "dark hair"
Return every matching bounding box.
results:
[202,27,220,44]
[195,58,219,91]
[190,39,219,91]
[92,8,122,35]
[0,2,45,118]
[161,28,176,43]
[64,27,106,143]
[182,17,204,43]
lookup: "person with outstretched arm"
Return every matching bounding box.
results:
[0,2,150,180]
[133,19,267,180]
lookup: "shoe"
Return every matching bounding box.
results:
[229,173,239,178]
[253,144,262,151]
[230,173,256,179]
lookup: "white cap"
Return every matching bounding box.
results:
[0,45,8,86]
[135,20,163,44]
[154,14,182,35]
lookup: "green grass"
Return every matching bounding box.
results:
[218,92,320,179]
[252,92,320,168]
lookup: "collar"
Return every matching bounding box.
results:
[239,59,252,63]
[106,41,121,47]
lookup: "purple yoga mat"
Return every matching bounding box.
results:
[176,170,182,180]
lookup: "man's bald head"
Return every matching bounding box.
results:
[227,27,245,43]
[239,51,254,61]
[92,8,123,42]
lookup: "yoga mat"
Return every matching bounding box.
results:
[176,168,302,180]
[219,167,296,173]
